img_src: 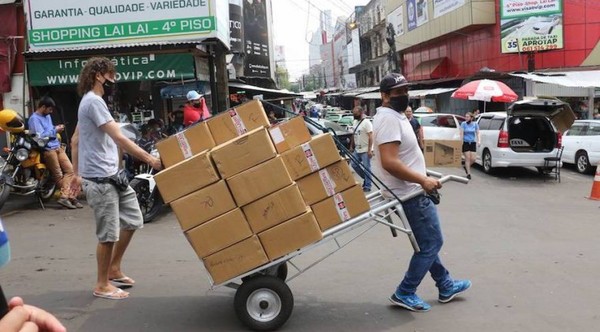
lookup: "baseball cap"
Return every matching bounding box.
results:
[0,218,10,268]
[379,73,410,93]
[186,90,202,101]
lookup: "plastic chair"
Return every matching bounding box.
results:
[543,146,564,182]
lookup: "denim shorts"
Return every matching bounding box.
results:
[82,179,143,242]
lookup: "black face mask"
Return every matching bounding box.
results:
[353,114,361,120]
[467,120,472,124]
[389,95,409,113]
[103,78,115,96]
[193,102,201,108]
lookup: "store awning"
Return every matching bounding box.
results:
[160,81,209,99]
[510,70,600,88]
[229,82,302,97]
[342,86,379,97]
[356,87,457,100]
[409,57,448,81]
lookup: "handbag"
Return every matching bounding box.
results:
[109,169,130,192]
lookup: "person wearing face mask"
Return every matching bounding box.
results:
[69,57,163,300]
[28,96,82,209]
[459,112,480,179]
[349,105,373,192]
[183,91,212,127]
[372,73,471,312]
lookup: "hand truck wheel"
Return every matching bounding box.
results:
[234,275,294,331]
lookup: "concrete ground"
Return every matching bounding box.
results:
[0,165,598,331]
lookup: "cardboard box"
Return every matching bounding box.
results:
[207,100,270,145]
[203,236,268,285]
[171,180,236,231]
[210,128,277,178]
[296,160,357,205]
[185,209,253,258]
[281,133,341,180]
[311,185,371,231]
[156,122,215,168]
[258,211,323,261]
[242,184,307,233]
[154,151,220,203]
[268,116,312,153]
[227,157,293,206]
[423,140,462,167]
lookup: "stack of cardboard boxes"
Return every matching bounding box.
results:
[154,100,370,284]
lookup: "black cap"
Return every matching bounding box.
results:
[379,73,410,92]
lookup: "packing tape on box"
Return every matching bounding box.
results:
[175,132,193,159]
[228,108,248,136]
[333,193,351,221]
[318,169,336,196]
[301,142,320,172]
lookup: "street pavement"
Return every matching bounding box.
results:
[0,165,599,331]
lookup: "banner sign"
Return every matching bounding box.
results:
[387,5,405,37]
[243,0,270,77]
[229,0,244,53]
[500,0,563,53]
[27,53,195,86]
[24,0,221,51]
[407,0,417,31]
[433,0,465,18]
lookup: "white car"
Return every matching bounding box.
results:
[413,113,466,141]
[561,120,600,174]
[475,98,575,174]
[532,16,560,35]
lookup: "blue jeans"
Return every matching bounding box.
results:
[396,195,453,295]
[351,151,372,190]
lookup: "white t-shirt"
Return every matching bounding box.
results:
[77,91,119,178]
[372,107,426,198]
[353,117,373,153]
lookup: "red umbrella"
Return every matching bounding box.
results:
[451,79,518,103]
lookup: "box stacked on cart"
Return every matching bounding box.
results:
[154,105,369,284]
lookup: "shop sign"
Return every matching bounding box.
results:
[24,0,226,51]
[500,0,563,54]
[27,53,195,86]
[433,0,465,19]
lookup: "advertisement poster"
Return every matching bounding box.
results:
[500,0,563,53]
[433,0,465,18]
[24,0,220,51]
[387,5,404,37]
[243,0,270,77]
[416,0,429,27]
[229,0,244,53]
[407,0,417,31]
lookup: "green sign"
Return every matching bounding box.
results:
[27,53,195,86]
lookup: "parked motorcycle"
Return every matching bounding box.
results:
[129,147,163,223]
[0,109,56,210]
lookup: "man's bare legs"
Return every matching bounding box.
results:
[108,229,136,284]
[95,241,128,298]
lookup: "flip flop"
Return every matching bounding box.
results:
[110,276,135,287]
[93,288,129,300]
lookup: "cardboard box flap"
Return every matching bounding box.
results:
[258,211,323,261]
[210,127,276,178]
[203,236,269,285]
[311,185,370,231]
[281,133,341,180]
[156,122,215,168]
[155,151,220,203]
[227,156,293,206]
[207,100,270,145]
[296,160,357,205]
[242,184,308,233]
[268,116,312,153]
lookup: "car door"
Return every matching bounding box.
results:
[475,115,493,164]
[562,123,586,164]
[584,122,600,165]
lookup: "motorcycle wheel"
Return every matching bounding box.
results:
[0,174,13,210]
[130,178,163,223]
[37,171,57,202]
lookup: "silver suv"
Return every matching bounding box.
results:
[475,98,575,174]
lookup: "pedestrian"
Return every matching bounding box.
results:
[350,106,373,192]
[183,91,212,127]
[28,96,82,209]
[459,112,480,179]
[472,108,480,117]
[405,106,424,151]
[69,57,162,300]
[372,72,471,312]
